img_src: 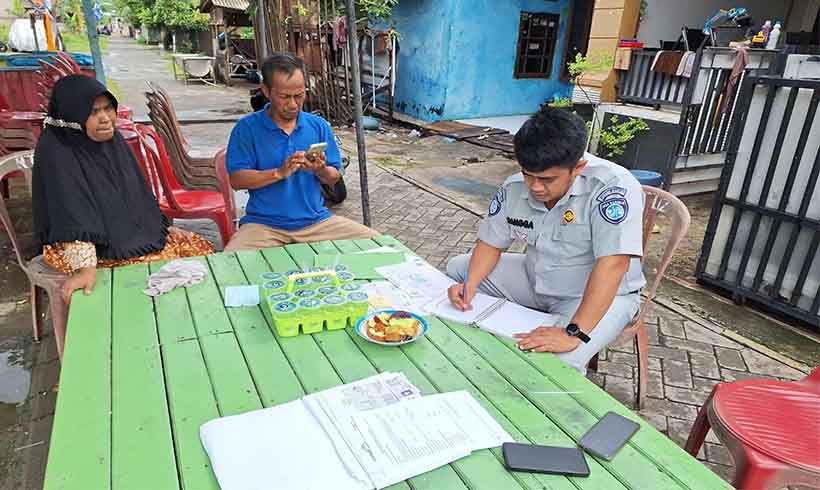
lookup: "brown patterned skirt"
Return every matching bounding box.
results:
[44,232,215,274]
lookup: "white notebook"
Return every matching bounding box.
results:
[426,293,560,339]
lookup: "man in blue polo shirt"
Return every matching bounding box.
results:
[224,52,377,250]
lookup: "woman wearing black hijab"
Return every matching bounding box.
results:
[33,75,213,302]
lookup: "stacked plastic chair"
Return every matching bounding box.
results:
[144,82,220,190]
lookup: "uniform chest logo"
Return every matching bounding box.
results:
[562,209,576,224]
[507,217,534,229]
[597,186,629,224]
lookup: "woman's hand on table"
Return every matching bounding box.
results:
[62,267,97,304]
[447,282,476,312]
[514,326,581,353]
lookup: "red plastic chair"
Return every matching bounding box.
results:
[133,124,236,246]
[685,368,820,489]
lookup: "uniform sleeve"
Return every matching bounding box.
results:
[226,120,257,174]
[478,186,514,249]
[321,121,343,171]
[591,180,644,258]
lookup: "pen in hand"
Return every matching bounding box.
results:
[461,274,470,311]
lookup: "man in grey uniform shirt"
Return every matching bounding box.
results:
[446,107,645,374]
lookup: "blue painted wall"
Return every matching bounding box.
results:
[390,0,574,121]
[390,0,456,120]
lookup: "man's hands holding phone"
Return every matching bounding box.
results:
[275,143,328,179]
[301,150,327,173]
[276,152,307,179]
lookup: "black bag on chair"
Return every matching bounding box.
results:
[321,177,347,207]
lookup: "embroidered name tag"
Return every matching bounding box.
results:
[507,217,534,229]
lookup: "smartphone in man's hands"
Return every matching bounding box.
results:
[306,142,328,156]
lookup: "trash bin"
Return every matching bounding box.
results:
[630,169,664,188]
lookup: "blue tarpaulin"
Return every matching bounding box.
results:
[6,52,94,67]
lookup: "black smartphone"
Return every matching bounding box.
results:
[578,411,640,460]
[502,442,590,477]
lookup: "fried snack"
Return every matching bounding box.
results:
[366,312,421,343]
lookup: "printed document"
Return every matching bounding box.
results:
[200,373,512,490]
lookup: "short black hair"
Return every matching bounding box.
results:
[261,52,306,89]
[513,106,587,172]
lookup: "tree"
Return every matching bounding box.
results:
[146,0,208,30]
[112,0,154,28]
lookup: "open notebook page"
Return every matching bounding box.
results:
[426,293,503,324]
[476,302,560,339]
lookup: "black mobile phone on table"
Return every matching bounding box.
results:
[578,411,640,460]
[502,442,590,477]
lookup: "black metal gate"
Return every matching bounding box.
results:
[696,75,820,329]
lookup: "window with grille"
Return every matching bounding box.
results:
[514,12,560,79]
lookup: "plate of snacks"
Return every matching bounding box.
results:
[355,309,428,346]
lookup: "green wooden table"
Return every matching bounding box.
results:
[44,236,730,490]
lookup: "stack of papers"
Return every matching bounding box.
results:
[200,373,512,490]
[361,281,429,315]
[375,257,456,309]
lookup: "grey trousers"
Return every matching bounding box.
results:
[446,253,640,374]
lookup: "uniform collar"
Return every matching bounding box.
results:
[556,174,590,206]
[260,104,305,134]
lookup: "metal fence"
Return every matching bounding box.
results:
[676,49,778,158]
[617,49,690,107]
[696,75,820,328]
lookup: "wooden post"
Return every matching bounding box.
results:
[80,0,106,84]
[344,0,371,227]
[30,14,41,51]
[256,0,270,58]
[224,26,232,86]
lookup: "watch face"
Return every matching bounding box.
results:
[566,324,579,336]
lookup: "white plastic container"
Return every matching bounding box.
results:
[766,22,782,50]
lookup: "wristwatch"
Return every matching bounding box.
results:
[565,323,591,343]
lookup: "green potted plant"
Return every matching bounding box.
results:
[547,52,613,121]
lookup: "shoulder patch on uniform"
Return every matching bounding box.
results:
[488,187,505,217]
[596,186,627,202]
[597,186,629,224]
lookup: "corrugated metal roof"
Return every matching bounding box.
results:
[205,0,249,11]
